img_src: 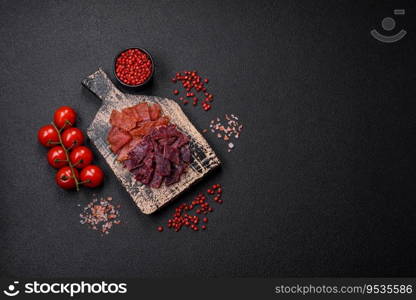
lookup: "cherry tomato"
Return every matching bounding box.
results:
[47,146,68,168]
[55,166,79,190]
[61,128,84,149]
[80,165,104,188]
[69,146,93,169]
[38,124,59,147]
[54,106,77,129]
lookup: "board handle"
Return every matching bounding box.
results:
[82,68,124,104]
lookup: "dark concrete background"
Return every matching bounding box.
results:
[1,0,415,278]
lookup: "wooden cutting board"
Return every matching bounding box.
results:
[82,69,221,214]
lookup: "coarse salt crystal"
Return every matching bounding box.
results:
[80,196,121,235]
[208,114,243,152]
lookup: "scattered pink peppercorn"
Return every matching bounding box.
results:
[158,184,223,232]
[171,70,215,111]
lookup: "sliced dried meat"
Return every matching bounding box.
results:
[124,159,141,171]
[129,117,170,137]
[133,103,151,122]
[166,124,181,137]
[150,125,169,139]
[158,136,177,146]
[110,109,136,131]
[163,144,180,165]
[117,137,142,161]
[180,146,191,163]
[129,121,155,137]
[124,139,152,170]
[124,124,191,188]
[171,133,190,149]
[110,102,191,189]
[132,165,154,185]
[135,152,155,184]
[148,103,161,121]
[155,153,171,176]
[165,164,185,186]
[122,106,140,122]
[107,126,132,153]
[150,173,163,188]
[155,116,170,125]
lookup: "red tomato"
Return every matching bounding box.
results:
[80,165,104,188]
[47,146,68,168]
[69,146,93,169]
[38,124,59,147]
[54,106,77,129]
[55,166,79,189]
[61,128,84,149]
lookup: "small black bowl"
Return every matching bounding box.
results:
[113,47,154,88]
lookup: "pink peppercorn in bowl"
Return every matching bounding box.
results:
[114,47,154,88]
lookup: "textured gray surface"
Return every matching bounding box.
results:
[1,0,416,278]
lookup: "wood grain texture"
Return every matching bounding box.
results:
[82,69,221,214]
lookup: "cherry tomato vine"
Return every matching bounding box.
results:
[38,106,104,191]
[50,121,83,190]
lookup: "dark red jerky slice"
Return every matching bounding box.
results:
[165,164,185,186]
[180,146,191,163]
[124,139,152,170]
[107,126,132,153]
[150,128,168,141]
[124,159,142,171]
[166,124,180,137]
[150,173,163,188]
[150,123,178,139]
[125,124,191,188]
[143,151,154,169]
[117,137,142,161]
[171,133,190,149]
[165,145,180,165]
[133,165,154,185]
[134,150,153,169]
[138,154,155,184]
[155,153,171,176]
[158,136,177,145]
